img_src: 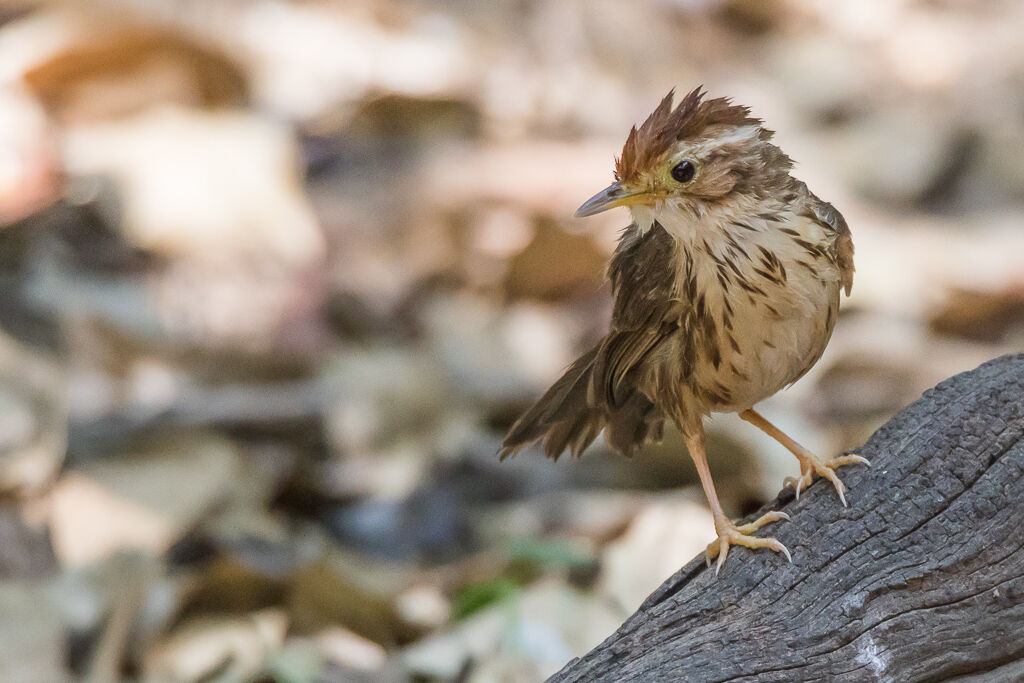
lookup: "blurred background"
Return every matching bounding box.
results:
[0,0,1023,680]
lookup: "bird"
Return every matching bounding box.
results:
[499,86,869,573]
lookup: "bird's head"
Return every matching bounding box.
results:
[575,87,791,220]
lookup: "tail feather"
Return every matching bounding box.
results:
[604,392,663,457]
[542,406,600,460]
[499,346,665,461]
[499,348,598,460]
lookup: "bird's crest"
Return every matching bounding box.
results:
[615,87,761,184]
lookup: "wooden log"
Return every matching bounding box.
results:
[552,354,1024,682]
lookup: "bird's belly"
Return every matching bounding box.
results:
[699,279,839,413]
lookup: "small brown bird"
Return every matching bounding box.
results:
[500,87,869,572]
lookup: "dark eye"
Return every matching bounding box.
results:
[671,160,695,183]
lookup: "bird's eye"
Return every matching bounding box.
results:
[671,160,696,183]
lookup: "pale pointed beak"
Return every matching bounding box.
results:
[573,182,652,218]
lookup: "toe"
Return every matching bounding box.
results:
[757,510,790,525]
[707,519,794,574]
[827,473,851,505]
[728,533,791,562]
[784,474,809,499]
[737,510,789,534]
[819,467,848,506]
[795,472,811,499]
[705,541,719,563]
[834,454,871,467]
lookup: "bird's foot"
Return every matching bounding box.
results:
[705,511,791,575]
[784,452,871,507]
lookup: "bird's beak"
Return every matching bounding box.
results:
[573,182,652,218]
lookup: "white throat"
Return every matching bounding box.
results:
[629,194,767,245]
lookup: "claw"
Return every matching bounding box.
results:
[715,541,729,575]
[820,468,848,507]
[783,452,869,506]
[705,512,791,575]
[764,537,793,564]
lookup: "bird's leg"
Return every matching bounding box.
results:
[684,428,790,575]
[739,408,870,507]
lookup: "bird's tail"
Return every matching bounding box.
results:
[499,346,664,461]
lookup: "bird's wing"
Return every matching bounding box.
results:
[499,222,678,461]
[592,222,682,407]
[808,200,854,296]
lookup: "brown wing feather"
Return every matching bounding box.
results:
[591,221,680,406]
[810,199,854,296]
[499,347,600,460]
[499,222,679,460]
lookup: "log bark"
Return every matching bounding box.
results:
[552,354,1024,683]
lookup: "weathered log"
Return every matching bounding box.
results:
[553,354,1024,682]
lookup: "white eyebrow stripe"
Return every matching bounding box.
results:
[687,125,761,156]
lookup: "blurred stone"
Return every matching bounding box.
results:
[566,424,758,505]
[0,197,156,353]
[62,106,323,267]
[324,345,452,462]
[176,554,288,618]
[882,12,968,92]
[478,490,647,549]
[414,292,590,406]
[401,577,620,680]
[313,626,388,672]
[326,290,416,342]
[468,656,548,683]
[597,496,714,612]
[960,122,1024,210]
[831,106,958,207]
[0,333,66,495]
[417,141,624,223]
[809,354,922,426]
[81,551,172,682]
[143,609,288,683]
[395,584,450,630]
[238,0,473,120]
[345,94,481,142]
[419,294,531,402]
[261,637,327,683]
[287,551,415,645]
[929,285,1024,344]
[469,205,534,260]
[717,0,782,34]
[150,257,328,354]
[49,433,242,567]
[0,86,58,223]
[271,631,407,683]
[0,377,64,493]
[23,26,247,124]
[47,551,179,678]
[324,485,475,563]
[58,106,327,352]
[202,510,307,581]
[915,129,979,213]
[504,218,607,302]
[0,581,68,682]
[806,352,923,454]
[767,33,882,122]
[0,504,58,579]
